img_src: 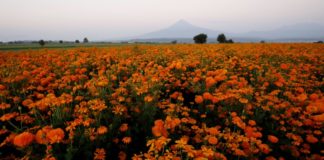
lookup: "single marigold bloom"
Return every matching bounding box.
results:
[312,114,324,122]
[0,112,19,121]
[259,144,270,154]
[0,103,11,110]
[193,77,200,83]
[248,120,256,126]
[230,112,237,117]
[208,136,218,145]
[36,129,48,144]
[211,96,219,103]
[195,95,204,104]
[268,135,279,143]
[113,138,119,144]
[94,148,106,160]
[265,156,277,160]
[122,136,132,144]
[170,92,179,99]
[239,98,248,104]
[203,92,213,100]
[46,128,65,144]
[280,63,289,70]
[97,126,108,135]
[0,84,5,90]
[152,119,168,137]
[207,127,219,136]
[119,123,128,132]
[297,93,307,102]
[205,77,216,88]
[309,93,318,101]
[118,151,127,160]
[306,135,318,143]
[234,149,246,157]
[13,132,35,148]
[274,81,283,87]
[175,136,189,149]
[152,125,168,138]
[144,95,153,102]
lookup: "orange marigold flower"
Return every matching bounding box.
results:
[206,77,216,88]
[265,156,277,160]
[203,92,213,100]
[258,144,270,154]
[170,92,179,99]
[230,112,237,117]
[94,148,106,160]
[174,136,189,150]
[113,138,119,144]
[22,99,33,107]
[119,123,128,132]
[97,126,108,135]
[144,95,153,102]
[280,63,289,70]
[0,112,19,121]
[234,149,246,157]
[239,98,248,104]
[36,129,48,144]
[211,96,219,103]
[152,120,168,137]
[274,81,283,87]
[112,105,126,115]
[13,132,35,148]
[0,84,6,90]
[311,114,324,122]
[208,136,218,145]
[122,136,132,144]
[268,135,279,143]
[248,120,256,126]
[0,103,10,110]
[296,87,304,93]
[297,93,307,102]
[306,135,318,144]
[195,95,204,104]
[309,93,318,101]
[46,128,65,144]
[207,127,220,136]
[118,151,127,160]
[193,77,200,83]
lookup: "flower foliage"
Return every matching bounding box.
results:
[0,44,323,159]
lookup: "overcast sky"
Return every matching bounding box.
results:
[0,0,323,41]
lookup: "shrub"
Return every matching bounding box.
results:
[193,33,207,44]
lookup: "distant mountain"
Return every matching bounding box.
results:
[127,20,324,42]
[238,23,324,40]
[138,20,222,39]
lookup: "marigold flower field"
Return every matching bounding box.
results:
[0,44,323,159]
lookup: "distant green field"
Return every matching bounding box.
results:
[0,43,133,51]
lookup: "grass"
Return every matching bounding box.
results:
[0,43,134,51]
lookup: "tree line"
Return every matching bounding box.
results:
[38,37,89,47]
[193,33,234,44]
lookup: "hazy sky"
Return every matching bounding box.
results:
[0,0,323,41]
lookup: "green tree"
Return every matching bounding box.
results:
[171,40,177,44]
[38,40,45,47]
[83,37,89,43]
[227,39,234,43]
[217,34,227,43]
[75,40,80,43]
[193,33,207,44]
